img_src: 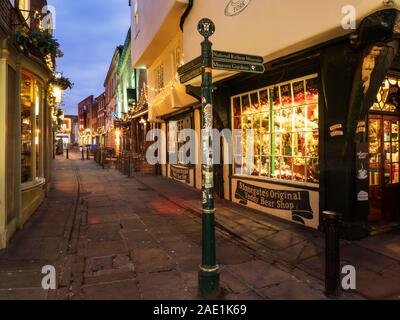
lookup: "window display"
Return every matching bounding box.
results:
[21,71,43,183]
[21,72,34,183]
[232,75,319,184]
[168,115,192,165]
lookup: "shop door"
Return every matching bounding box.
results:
[368,115,400,222]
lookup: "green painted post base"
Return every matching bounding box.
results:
[198,268,220,300]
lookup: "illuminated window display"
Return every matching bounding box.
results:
[232,75,319,184]
[369,77,400,187]
[21,72,34,183]
[21,71,43,183]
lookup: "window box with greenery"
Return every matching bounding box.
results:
[15,26,63,62]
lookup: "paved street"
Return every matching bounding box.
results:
[0,152,399,300]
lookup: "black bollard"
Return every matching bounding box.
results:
[87,148,90,160]
[66,149,69,159]
[81,148,84,161]
[323,211,342,299]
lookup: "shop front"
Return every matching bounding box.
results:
[165,109,197,188]
[215,8,400,239]
[126,110,158,174]
[368,76,400,225]
[229,75,320,228]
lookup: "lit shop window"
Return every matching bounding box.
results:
[21,72,43,183]
[35,83,43,178]
[369,76,399,186]
[168,117,192,165]
[232,75,320,184]
[21,72,34,183]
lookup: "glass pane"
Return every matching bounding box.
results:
[306,158,320,183]
[392,120,399,142]
[260,156,270,177]
[306,104,319,131]
[282,133,292,156]
[278,157,293,181]
[293,107,306,131]
[307,131,319,158]
[259,89,269,111]
[369,119,381,156]
[260,112,270,133]
[392,141,399,163]
[234,117,241,130]
[306,78,319,102]
[271,87,280,108]
[253,156,260,176]
[392,163,399,184]
[261,133,271,156]
[280,84,293,106]
[233,97,241,117]
[384,121,391,142]
[293,80,305,106]
[384,142,391,163]
[293,132,306,157]
[241,95,250,114]
[369,160,381,186]
[293,157,306,182]
[250,92,260,113]
[384,163,391,185]
[273,133,282,156]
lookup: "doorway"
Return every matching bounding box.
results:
[368,114,400,222]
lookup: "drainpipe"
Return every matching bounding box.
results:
[180,0,193,32]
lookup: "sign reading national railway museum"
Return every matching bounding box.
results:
[213,50,263,64]
[234,180,316,226]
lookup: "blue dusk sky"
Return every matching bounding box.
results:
[48,0,131,115]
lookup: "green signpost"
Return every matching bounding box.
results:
[178,18,264,299]
[180,66,202,84]
[178,56,202,76]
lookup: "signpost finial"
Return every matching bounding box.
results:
[198,18,215,38]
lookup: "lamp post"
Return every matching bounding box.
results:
[197,18,220,300]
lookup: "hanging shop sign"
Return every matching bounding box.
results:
[234,180,316,226]
[171,165,191,184]
[355,143,370,217]
[224,0,252,16]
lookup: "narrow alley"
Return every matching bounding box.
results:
[0,152,399,300]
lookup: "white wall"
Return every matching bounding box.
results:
[183,0,389,80]
[131,0,188,67]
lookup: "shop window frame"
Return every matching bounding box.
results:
[231,74,320,187]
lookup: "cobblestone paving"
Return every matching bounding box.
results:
[0,152,398,300]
